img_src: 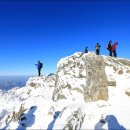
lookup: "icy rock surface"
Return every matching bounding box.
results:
[53,52,108,102]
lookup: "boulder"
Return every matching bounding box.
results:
[126,70,130,74]
[118,70,123,74]
[53,52,108,102]
[125,88,130,97]
[107,76,116,86]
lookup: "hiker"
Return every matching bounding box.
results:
[95,43,101,55]
[112,42,118,57]
[107,40,112,56]
[35,61,43,76]
[85,46,88,53]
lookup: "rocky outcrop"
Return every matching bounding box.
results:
[126,70,130,74]
[104,56,130,74]
[26,75,56,88]
[1,103,27,128]
[26,77,45,88]
[44,74,56,87]
[62,108,85,130]
[53,52,108,102]
[125,88,130,97]
[53,105,85,130]
[118,70,123,74]
[1,52,130,130]
[12,104,26,122]
[107,76,116,86]
[1,104,26,124]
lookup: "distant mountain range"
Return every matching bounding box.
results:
[0,76,31,90]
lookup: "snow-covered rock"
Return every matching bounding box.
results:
[53,52,108,102]
[107,75,116,86]
[1,52,130,129]
[53,104,85,130]
[104,56,130,75]
[125,88,130,97]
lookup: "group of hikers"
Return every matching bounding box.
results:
[85,40,118,57]
[36,40,118,76]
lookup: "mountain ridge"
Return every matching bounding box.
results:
[0,52,130,129]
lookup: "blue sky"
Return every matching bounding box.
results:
[0,0,130,76]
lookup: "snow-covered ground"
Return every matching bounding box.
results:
[0,52,130,130]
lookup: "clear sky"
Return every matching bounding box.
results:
[0,0,130,76]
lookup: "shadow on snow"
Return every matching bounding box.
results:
[47,111,61,130]
[16,106,37,130]
[95,115,126,130]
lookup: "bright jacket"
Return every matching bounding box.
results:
[112,42,118,51]
[36,62,41,69]
[37,62,41,69]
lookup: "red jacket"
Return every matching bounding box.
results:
[112,42,118,51]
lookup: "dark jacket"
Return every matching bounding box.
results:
[85,47,88,53]
[107,42,112,50]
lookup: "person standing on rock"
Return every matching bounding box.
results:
[112,42,118,57]
[107,40,112,56]
[35,61,43,76]
[95,43,101,55]
[85,46,88,53]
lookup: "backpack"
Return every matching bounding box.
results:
[40,63,43,68]
[106,45,109,50]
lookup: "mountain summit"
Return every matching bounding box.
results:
[53,52,108,102]
[0,52,130,129]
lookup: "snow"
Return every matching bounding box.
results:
[0,53,130,129]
